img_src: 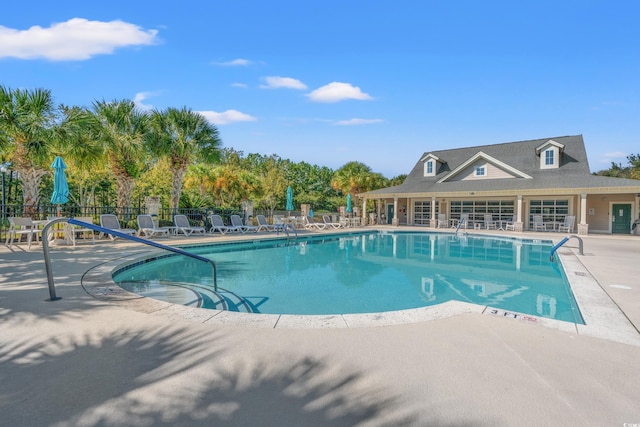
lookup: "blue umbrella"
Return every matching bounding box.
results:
[309,209,314,218]
[346,193,352,213]
[286,186,294,212]
[50,156,69,216]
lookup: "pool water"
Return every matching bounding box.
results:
[113,232,584,323]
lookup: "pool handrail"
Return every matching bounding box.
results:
[549,234,584,261]
[42,217,218,301]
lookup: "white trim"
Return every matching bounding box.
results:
[437,151,533,183]
[535,139,565,154]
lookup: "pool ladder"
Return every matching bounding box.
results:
[549,235,584,261]
[455,217,466,235]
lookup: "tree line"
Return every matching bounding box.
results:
[0,86,406,217]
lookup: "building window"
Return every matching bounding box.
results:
[529,199,569,226]
[424,160,436,176]
[545,149,554,166]
[450,200,515,224]
[413,200,438,225]
[475,166,486,177]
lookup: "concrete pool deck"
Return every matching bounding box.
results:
[1,227,639,425]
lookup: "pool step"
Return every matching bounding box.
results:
[189,284,254,313]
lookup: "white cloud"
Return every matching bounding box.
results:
[0,18,159,61]
[133,91,158,111]
[307,82,373,103]
[231,82,248,88]
[197,109,256,125]
[212,58,253,66]
[334,118,384,126]
[603,151,628,159]
[260,76,307,90]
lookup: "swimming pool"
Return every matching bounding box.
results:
[113,232,584,324]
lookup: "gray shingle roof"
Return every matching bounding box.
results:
[362,135,640,196]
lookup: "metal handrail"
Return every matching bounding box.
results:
[549,235,584,261]
[455,217,466,235]
[42,217,218,301]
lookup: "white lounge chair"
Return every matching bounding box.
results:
[65,216,96,246]
[99,214,137,241]
[256,214,277,232]
[484,214,497,230]
[137,214,170,238]
[303,215,326,230]
[557,215,575,233]
[322,215,341,229]
[209,214,237,234]
[174,214,206,236]
[5,217,43,249]
[532,215,547,231]
[231,214,258,233]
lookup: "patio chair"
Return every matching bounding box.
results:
[484,214,497,230]
[137,214,171,238]
[437,214,449,228]
[231,214,258,233]
[303,215,326,230]
[5,217,43,249]
[322,214,342,229]
[209,214,238,234]
[532,215,547,231]
[99,214,137,241]
[256,214,277,232]
[65,216,96,246]
[505,217,516,231]
[557,215,575,233]
[174,214,206,236]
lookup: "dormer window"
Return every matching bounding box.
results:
[422,154,439,177]
[544,149,554,166]
[474,166,486,177]
[536,139,564,169]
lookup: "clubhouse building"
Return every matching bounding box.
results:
[358,135,640,235]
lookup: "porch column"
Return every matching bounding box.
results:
[407,198,412,225]
[361,197,367,225]
[578,193,589,235]
[392,197,399,226]
[376,199,381,224]
[430,196,437,228]
[515,195,524,232]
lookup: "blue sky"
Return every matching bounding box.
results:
[2,1,639,178]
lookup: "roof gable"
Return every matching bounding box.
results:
[437,151,532,183]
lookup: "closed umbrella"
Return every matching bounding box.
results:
[346,193,352,214]
[286,186,294,214]
[50,156,69,217]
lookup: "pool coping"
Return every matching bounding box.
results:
[80,231,640,346]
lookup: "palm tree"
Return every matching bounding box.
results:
[0,86,59,216]
[92,99,149,215]
[148,107,222,212]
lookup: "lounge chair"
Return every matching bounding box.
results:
[65,216,96,246]
[209,214,238,234]
[137,214,171,238]
[231,214,258,233]
[557,215,575,233]
[484,214,497,230]
[256,214,277,232]
[303,215,326,230]
[174,214,206,236]
[99,214,137,241]
[532,215,546,231]
[437,214,449,228]
[5,217,43,249]
[322,214,342,229]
